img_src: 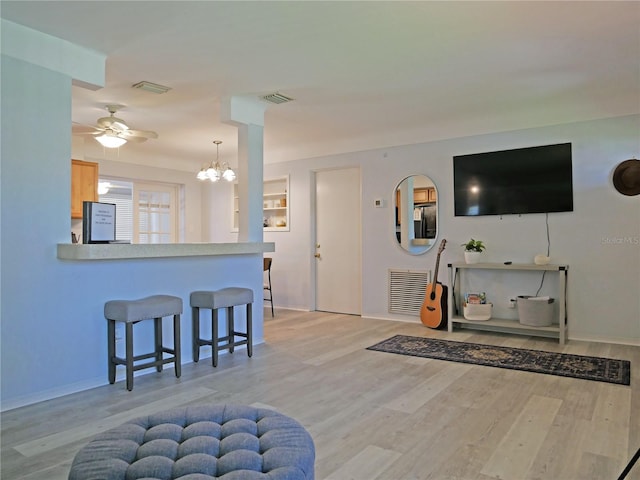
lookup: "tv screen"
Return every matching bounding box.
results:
[453,143,573,216]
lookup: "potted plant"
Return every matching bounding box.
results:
[462,238,486,264]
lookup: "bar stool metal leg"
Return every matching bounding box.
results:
[192,306,200,362]
[247,303,253,357]
[212,308,219,367]
[173,314,181,378]
[108,319,116,384]
[154,317,163,372]
[125,322,134,391]
[227,306,235,354]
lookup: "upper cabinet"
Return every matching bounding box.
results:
[395,187,436,210]
[71,159,98,218]
[412,187,437,203]
[233,176,289,232]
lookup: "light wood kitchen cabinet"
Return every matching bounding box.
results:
[396,187,438,225]
[413,188,428,203]
[71,159,98,218]
[414,187,436,203]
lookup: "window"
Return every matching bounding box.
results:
[135,183,177,244]
[99,178,179,244]
[98,179,133,243]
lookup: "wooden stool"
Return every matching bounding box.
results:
[105,295,182,391]
[190,287,253,367]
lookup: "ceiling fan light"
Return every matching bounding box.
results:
[96,134,127,148]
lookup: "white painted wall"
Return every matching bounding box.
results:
[263,115,640,344]
[1,42,263,411]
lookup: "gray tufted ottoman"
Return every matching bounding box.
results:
[68,404,315,480]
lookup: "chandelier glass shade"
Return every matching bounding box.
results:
[197,140,236,182]
[96,133,127,148]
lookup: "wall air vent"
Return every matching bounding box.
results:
[132,81,172,94]
[261,92,294,104]
[388,269,431,316]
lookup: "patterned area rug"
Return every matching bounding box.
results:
[366,335,631,385]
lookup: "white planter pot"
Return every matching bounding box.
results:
[464,251,482,264]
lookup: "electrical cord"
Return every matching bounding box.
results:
[535,213,551,296]
[545,212,550,256]
[452,268,459,315]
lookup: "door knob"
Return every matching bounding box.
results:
[314,253,321,258]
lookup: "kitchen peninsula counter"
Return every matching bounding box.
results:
[57,242,275,261]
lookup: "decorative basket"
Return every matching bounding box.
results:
[517,296,554,326]
[463,303,492,321]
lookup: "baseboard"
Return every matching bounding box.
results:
[1,338,266,413]
[1,376,106,413]
[266,306,311,312]
[567,334,640,347]
[361,314,420,324]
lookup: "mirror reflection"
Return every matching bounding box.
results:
[395,175,438,254]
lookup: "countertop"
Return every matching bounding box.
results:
[57,242,275,260]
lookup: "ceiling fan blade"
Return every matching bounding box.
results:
[121,135,148,143]
[72,123,104,135]
[122,129,158,139]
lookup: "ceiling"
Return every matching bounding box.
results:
[2,1,639,170]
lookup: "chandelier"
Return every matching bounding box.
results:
[197,140,236,182]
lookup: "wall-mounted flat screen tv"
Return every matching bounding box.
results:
[453,142,573,217]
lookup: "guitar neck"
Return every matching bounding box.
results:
[433,257,440,284]
[430,239,446,294]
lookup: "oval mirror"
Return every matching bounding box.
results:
[394,175,438,254]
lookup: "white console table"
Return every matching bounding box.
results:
[447,263,569,344]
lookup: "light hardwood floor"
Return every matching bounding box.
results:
[2,309,638,480]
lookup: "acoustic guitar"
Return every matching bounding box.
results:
[420,239,448,329]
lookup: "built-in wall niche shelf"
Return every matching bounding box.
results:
[233,176,289,232]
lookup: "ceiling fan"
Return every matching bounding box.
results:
[73,105,158,148]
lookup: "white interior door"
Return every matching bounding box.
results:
[133,182,178,244]
[315,167,361,315]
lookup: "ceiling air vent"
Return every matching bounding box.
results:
[261,92,294,104]
[132,81,171,94]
